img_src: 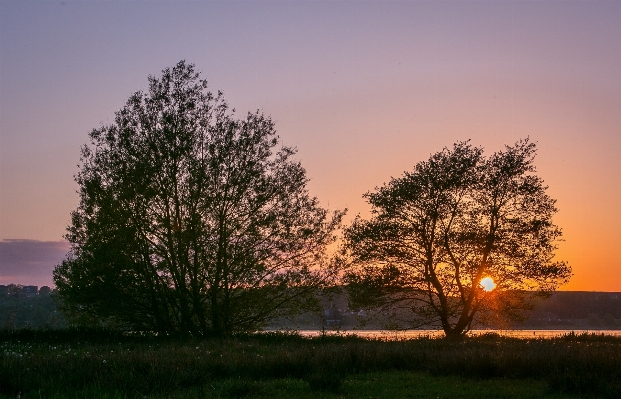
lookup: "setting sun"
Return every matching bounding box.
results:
[480,277,496,292]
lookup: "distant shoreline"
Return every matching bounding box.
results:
[273,329,621,339]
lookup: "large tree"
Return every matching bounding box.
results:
[345,140,571,338]
[54,61,344,336]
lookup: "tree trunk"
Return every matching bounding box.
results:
[443,327,467,340]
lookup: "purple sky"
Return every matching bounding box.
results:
[0,239,69,287]
[1,1,620,290]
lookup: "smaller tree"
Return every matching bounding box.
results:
[345,140,571,338]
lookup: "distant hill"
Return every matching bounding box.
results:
[515,291,621,329]
[274,291,621,331]
[2,288,619,330]
[0,285,66,329]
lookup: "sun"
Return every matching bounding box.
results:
[480,277,496,292]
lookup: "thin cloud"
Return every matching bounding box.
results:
[0,239,70,287]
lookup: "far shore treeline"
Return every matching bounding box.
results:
[2,285,621,331]
[17,61,571,338]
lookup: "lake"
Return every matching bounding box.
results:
[292,329,621,339]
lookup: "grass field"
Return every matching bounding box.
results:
[1,329,619,398]
[10,371,579,399]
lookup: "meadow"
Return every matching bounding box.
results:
[1,329,620,398]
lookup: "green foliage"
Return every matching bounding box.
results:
[0,291,65,330]
[345,140,572,336]
[54,61,344,336]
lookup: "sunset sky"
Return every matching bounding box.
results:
[1,1,620,291]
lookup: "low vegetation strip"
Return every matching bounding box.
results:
[1,329,620,398]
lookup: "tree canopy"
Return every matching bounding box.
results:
[345,140,571,337]
[54,61,344,336]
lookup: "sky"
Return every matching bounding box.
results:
[0,0,620,291]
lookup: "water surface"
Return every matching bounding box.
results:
[292,329,621,339]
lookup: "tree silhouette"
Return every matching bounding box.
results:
[345,140,571,338]
[54,61,344,336]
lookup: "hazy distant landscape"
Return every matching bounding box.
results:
[2,286,620,332]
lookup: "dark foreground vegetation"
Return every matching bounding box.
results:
[1,329,620,398]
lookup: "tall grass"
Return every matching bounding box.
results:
[1,329,619,398]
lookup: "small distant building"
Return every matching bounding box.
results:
[323,304,342,327]
[0,285,7,296]
[39,286,52,296]
[22,286,38,298]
